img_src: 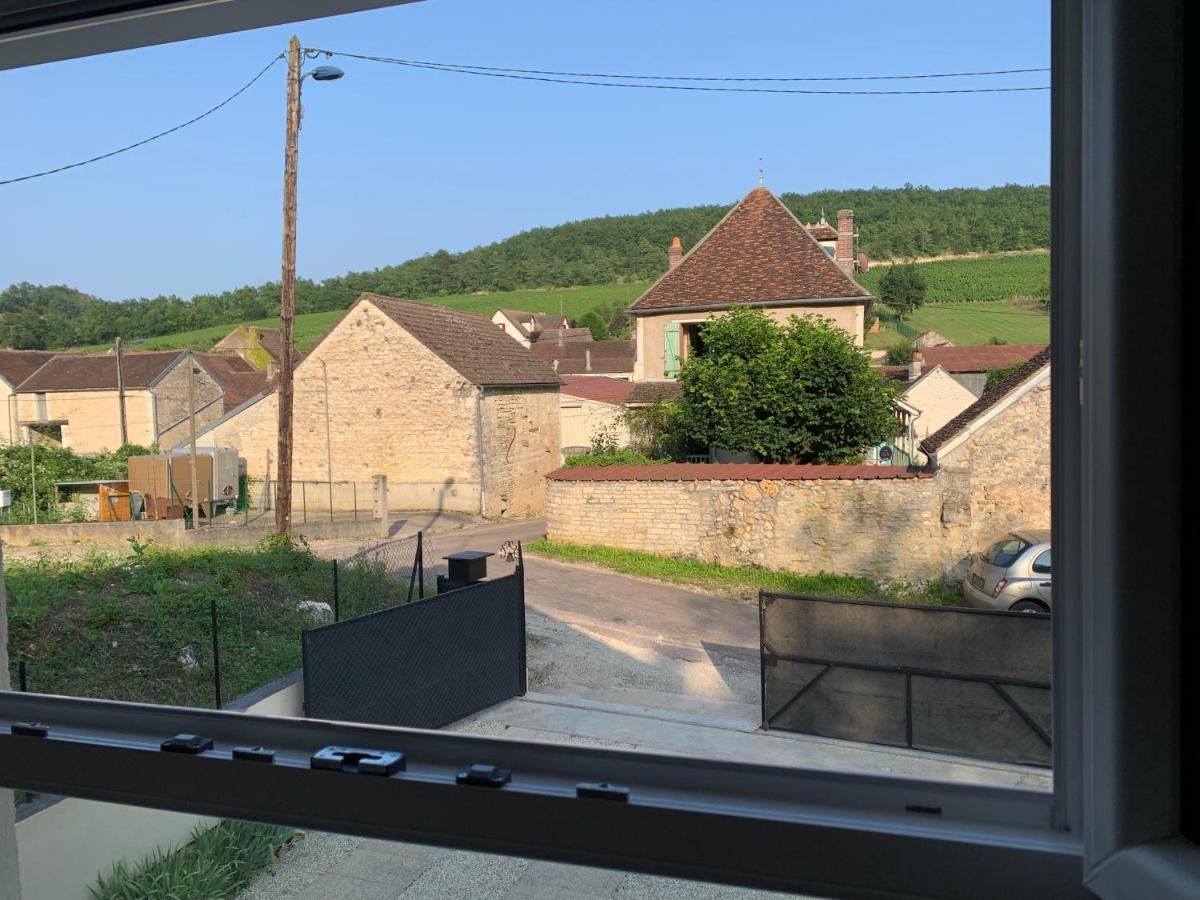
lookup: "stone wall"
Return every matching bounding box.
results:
[480,387,561,518]
[191,300,560,516]
[546,373,1051,582]
[152,357,224,444]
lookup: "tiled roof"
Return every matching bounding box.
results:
[15,350,185,392]
[529,339,635,375]
[364,294,562,387]
[535,327,593,344]
[497,309,569,340]
[629,187,872,312]
[624,380,682,405]
[196,353,271,411]
[805,222,839,241]
[0,350,58,387]
[560,376,634,406]
[548,463,929,481]
[920,346,1051,455]
[255,328,285,363]
[917,343,1047,373]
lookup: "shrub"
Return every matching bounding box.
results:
[563,448,669,468]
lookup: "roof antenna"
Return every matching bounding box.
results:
[757,158,764,187]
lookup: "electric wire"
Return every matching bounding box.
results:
[0,54,284,188]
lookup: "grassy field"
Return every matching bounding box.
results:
[526,539,962,604]
[857,252,1049,304]
[89,281,650,353]
[73,253,1048,355]
[865,299,1050,349]
[6,541,338,707]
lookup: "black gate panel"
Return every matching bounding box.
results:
[304,572,525,729]
[760,592,1052,767]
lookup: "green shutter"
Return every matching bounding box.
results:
[664,321,681,377]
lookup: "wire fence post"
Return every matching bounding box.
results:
[417,530,424,599]
[210,595,223,709]
[18,659,27,692]
[332,559,340,622]
[353,482,358,521]
[302,481,307,525]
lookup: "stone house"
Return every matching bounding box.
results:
[545,347,1050,581]
[211,324,287,374]
[558,376,634,454]
[190,294,562,517]
[629,186,874,381]
[10,350,259,453]
[892,358,980,464]
[0,350,57,446]
[491,309,572,349]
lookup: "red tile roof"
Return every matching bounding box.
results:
[549,463,929,481]
[625,380,682,405]
[196,353,271,411]
[920,346,1051,455]
[560,376,634,406]
[917,343,1047,373]
[529,339,635,375]
[805,222,839,241]
[629,187,872,313]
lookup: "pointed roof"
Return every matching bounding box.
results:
[920,346,1051,456]
[629,187,873,314]
[362,294,561,387]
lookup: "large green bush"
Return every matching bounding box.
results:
[0,442,155,523]
[674,308,898,464]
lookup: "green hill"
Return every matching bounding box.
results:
[3,183,1047,351]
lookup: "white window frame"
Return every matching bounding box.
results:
[1,0,1192,896]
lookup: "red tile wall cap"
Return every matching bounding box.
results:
[548,463,931,481]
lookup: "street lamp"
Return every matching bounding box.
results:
[276,37,343,534]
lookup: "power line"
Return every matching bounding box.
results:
[317,55,1049,83]
[0,54,284,188]
[313,50,1049,95]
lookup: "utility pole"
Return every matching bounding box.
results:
[321,359,333,520]
[276,34,302,534]
[188,353,201,529]
[115,336,127,447]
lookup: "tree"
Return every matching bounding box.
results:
[674,307,898,464]
[878,262,928,320]
[575,311,609,341]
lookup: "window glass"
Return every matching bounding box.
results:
[984,537,1030,568]
[1032,550,1052,574]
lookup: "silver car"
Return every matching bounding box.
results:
[963,530,1052,613]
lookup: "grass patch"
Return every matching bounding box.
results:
[5,541,339,706]
[91,819,297,899]
[865,299,1049,349]
[526,539,961,606]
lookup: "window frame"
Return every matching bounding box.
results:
[1,0,1192,896]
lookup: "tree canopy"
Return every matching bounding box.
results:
[2,183,1047,350]
[878,263,928,320]
[674,308,899,464]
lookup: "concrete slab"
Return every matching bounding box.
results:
[450,693,1052,791]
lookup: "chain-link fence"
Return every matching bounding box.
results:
[332,531,438,621]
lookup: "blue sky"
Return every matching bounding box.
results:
[0,0,1049,300]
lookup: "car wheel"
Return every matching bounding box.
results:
[1010,600,1048,614]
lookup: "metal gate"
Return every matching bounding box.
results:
[760,592,1052,766]
[303,567,526,729]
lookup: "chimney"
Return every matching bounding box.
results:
[585,348,592,372]
[836,209,855,275]
[668,236,683,271]
[909,351,924,381]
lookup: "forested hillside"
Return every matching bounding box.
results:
[2,183,1048,350]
